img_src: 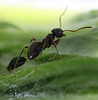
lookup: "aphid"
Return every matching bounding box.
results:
[7,57,26,72]
[8,8,92,73]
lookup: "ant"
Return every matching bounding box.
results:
[7,8,92,73]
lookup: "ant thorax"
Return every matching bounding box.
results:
[42,33,55,49]
[42,33,55,43]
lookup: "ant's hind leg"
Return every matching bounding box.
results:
[10,46,28,73]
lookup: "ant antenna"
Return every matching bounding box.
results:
[63,26,92,32]
[59,7,67,28]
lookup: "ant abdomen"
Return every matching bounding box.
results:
[7,57,26,72]
[51,28,65,38]
[27,42,43,60]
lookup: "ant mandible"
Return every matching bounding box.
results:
[8,8,92,73]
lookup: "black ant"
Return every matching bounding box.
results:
[7,8,92,73]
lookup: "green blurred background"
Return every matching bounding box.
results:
[0,0,98,100]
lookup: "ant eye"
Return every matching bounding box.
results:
[52,28,64,38]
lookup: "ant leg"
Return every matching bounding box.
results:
[34,44,46,71]
[34,55,40,71]
[30,38,37,43]
[51,39,60,49]
[63,26,92,32]
[51,39,61,59]
[10,46,28,73]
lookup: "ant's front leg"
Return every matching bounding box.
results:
[10,46,28,73]
[54,39,60,46]
[51,39,60,49]
[51,39,61,59]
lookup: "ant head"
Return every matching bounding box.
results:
[51,28,65,38]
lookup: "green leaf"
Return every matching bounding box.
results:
[0,54,98,94]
